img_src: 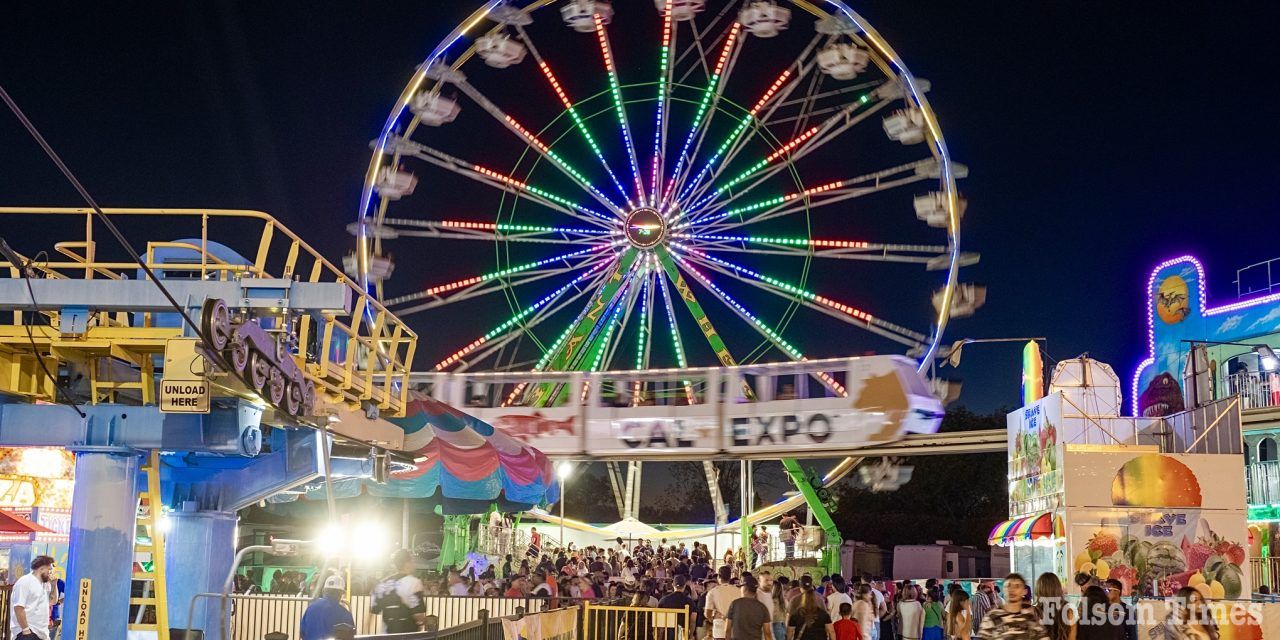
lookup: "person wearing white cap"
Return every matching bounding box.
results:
[300,573,354,640]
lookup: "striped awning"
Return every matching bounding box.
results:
[987,512,1063,546]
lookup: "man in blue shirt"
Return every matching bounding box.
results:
[300,574,354,640]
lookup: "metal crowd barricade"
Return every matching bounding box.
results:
[581,603,692,640]
[186,594,645,640]
[418,595,541,630]
[223,594,544,639]
[355,608,504,640]
[229,593,346,639]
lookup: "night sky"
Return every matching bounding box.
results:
[4,2,1280,413]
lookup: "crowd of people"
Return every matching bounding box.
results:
[295,524,1230,640]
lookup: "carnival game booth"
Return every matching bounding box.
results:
[992,358,1250,598]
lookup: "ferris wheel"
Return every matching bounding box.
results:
[349,0,979,396]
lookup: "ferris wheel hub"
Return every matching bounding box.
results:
[624,207,666,249]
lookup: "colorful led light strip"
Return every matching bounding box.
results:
[686,124,822,211]
[688,179,845,227]
[674,244,874,323]
[674,68,793,206]
[440,220,610,235]
[594,13,646,202]
[418,243,614,298]
[671,254,846,396]
[537,60,632,206]
[662,23,742,205]
[765,125,822,163]
[503,115,619,209]
[435,260,612,370]
[675,233,870,249]
[1130,254,1280,415]
[472,164,613,222]
[750,69,793,115]
[634,275,650,371]
[502,257,620,407]
[650,1,675,206]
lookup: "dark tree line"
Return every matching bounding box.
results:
[829,407,1009,548]
[556,406,1010,549]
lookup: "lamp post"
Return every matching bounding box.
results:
[556,461,573,548]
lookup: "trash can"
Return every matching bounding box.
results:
[169,631,204,640]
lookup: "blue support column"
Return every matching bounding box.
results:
[165,509,237,636]
[64,447,140,640]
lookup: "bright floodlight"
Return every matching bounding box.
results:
[557,461,573,480]
[155,512,172,535]
[351,521,388,562]
[1257,345,1280,372]
[315,523,346,557]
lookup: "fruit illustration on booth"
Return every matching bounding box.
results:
[1075,524,1245,598]
[1111,454,1202,507]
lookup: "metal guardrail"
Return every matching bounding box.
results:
[1162,395,1243,455]
[1248,461,1280,505]
[1226,371,1280,411]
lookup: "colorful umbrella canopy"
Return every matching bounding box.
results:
[273,392,560,514]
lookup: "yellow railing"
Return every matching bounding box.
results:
[0,207,416,417]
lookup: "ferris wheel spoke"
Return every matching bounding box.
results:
[674,247,928,349]
[434,258,615,370]
[385,245,618,313]
[669,254,846,395]
[522,260,640,408]
[541,247,642,373]
[685,158,935,230]
[592,13,646,203]
[597,268,646,372]
[447,77,626,215]
[515,25,634,207]
[681,93,893,218]
[769,80,884,114]
[662,22,743,207]
[367,218,614,246]
[670,0,737,84]
[628,267,659,404]
[673,39,818,206]
[649,1,677,207]
[652,246,740,369]
[674,233,953,266]
[389,136,616,229]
